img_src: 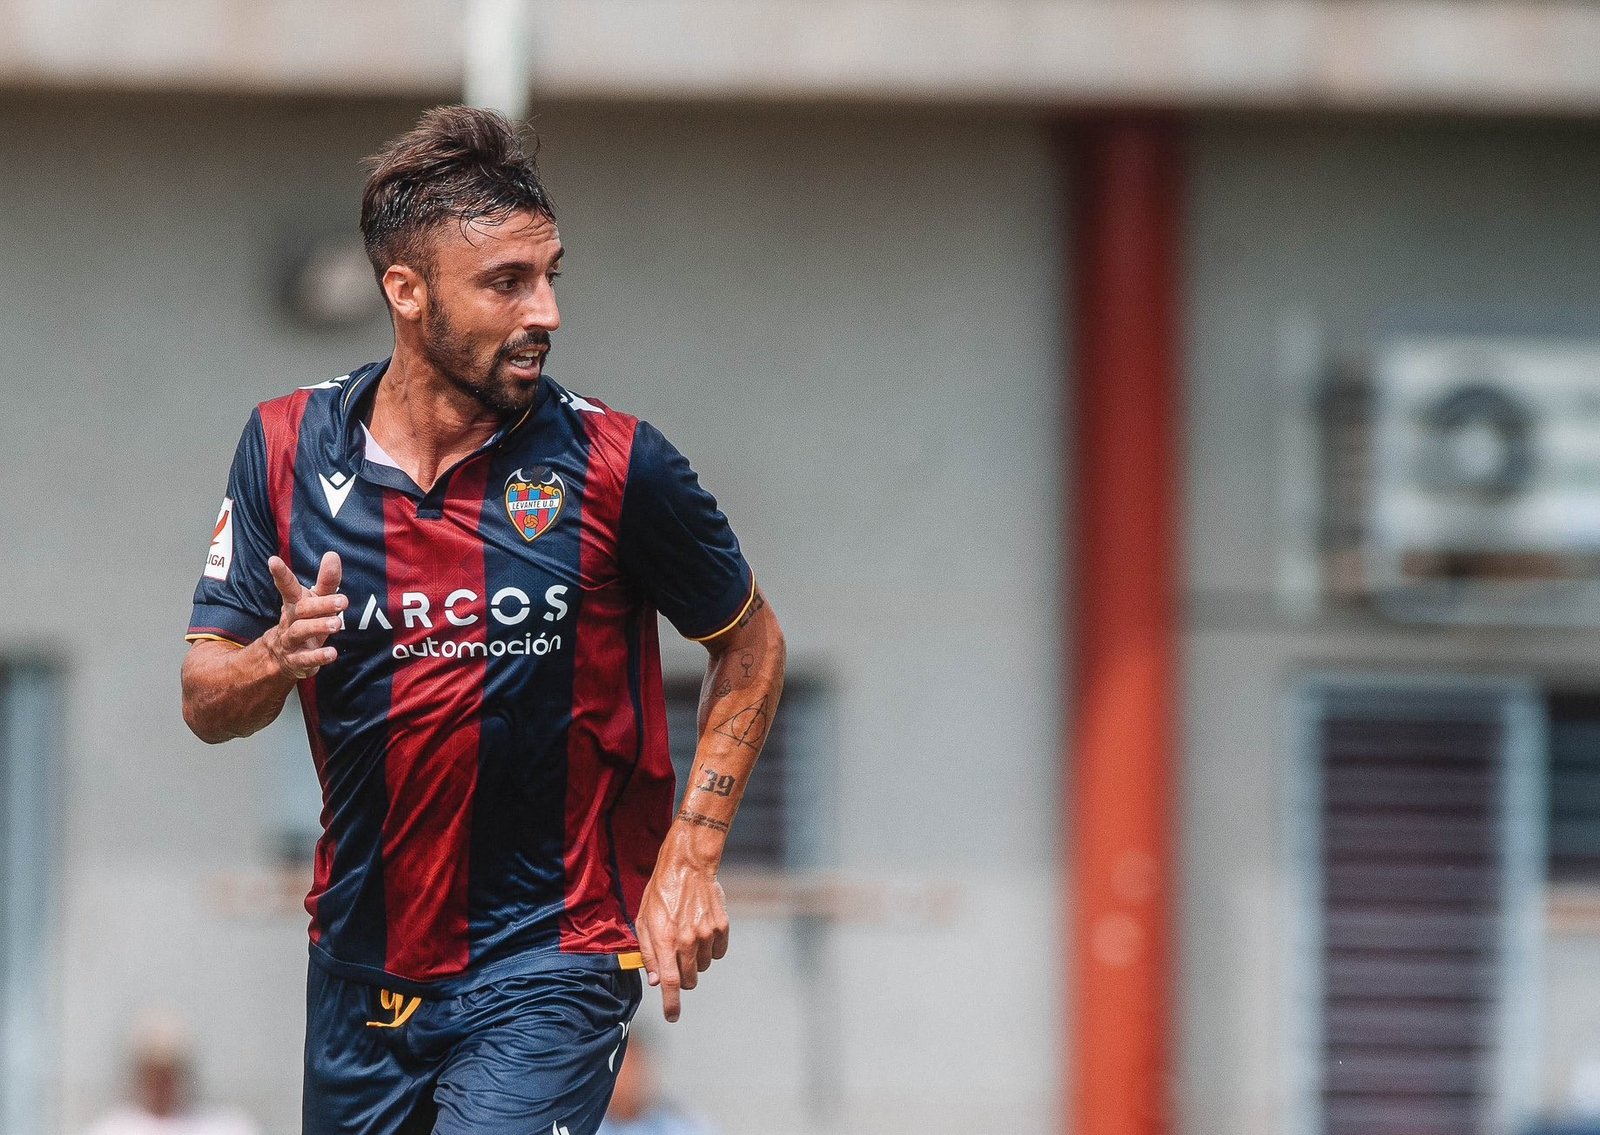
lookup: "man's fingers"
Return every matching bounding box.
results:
[270,553,345,611]
[709,885,729,962]
[267,621,337,678]
[657,960,682,1023]
[636,884,730,1022]
[677,938,700,991]
[279,611,343,651]
[289,594,347,622]
[268,556,304,605]
[284,646,337,676]
[263,548,345,679]
[313,551,343,596]
[638,922,682,1021]
[267,602,345,680]
[636,923,661,988]
[282,628,338,659]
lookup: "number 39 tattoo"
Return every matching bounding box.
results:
[697,768,736,797]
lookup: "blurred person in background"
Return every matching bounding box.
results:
[599,1031,719,1135]
[82,1014,260,1135]
[180,105,784,1134]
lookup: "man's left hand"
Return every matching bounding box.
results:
[635,850,730,1022]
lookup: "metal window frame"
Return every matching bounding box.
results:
[1284,672,1547,1135]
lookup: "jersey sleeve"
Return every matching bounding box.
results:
[186,409,280,646]
[618,421,755,641]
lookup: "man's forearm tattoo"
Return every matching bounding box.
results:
[713,695,771,751]
[735,590,767,630]
[696,768,737,797]
[677,808,730,834]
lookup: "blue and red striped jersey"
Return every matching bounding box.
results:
[187,360,755,993]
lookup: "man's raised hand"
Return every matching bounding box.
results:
[265,552,345,680]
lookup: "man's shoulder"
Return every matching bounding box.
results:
[253,361,384,421]
[543,380,644,474]
[546,378,637,428]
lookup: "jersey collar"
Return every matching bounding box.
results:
[333,356,551,468]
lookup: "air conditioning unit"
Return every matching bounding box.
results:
[1366,335,1600,623]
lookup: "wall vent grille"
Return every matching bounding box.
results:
[1315,689,1508,1135]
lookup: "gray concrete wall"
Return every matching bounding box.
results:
[0,95,1063,1134]
[1183,116,1600,1135]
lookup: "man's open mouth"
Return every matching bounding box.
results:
[504,346,548,371]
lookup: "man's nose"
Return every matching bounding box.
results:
[523,282,560,331]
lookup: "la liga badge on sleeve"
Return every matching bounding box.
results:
[503,468,565,542]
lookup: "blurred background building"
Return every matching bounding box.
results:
[5,2,1600,1133]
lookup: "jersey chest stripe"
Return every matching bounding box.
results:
[260,390,312,562]
[379,461,491,981]
[261,391,338,943]
[560,412,637,953]
[609,605,672,921]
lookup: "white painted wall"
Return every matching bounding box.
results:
[0,95,1063,1134]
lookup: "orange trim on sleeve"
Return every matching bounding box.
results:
[184,633,246,649]
[687,576,758,643]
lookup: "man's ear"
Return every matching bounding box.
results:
[382,264,427,324]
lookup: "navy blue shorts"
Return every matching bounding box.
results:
[303,962,642,1135]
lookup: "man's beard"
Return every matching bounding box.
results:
[421,293,549,417]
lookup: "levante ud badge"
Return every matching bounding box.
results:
[504,468,565,542]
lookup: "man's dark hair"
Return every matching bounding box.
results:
[360,105,555,285]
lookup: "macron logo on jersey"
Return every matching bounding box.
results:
[559,390,605,414]
[203,498,234,581]
[319,470,356,517]
[299,373,352,391]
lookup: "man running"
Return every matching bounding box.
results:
[181,105,784,1135]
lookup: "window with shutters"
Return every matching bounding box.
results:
[665,676,829,871]
[1295,680,1544,1135]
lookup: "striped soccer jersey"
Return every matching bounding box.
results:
[188,360,754,993]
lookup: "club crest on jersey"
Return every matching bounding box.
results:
[504,468,564,542]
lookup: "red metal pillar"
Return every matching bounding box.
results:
[1066,117,1184,1135]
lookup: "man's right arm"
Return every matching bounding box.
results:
[182,552,345,744]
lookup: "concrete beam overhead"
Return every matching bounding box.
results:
[2,0,1600,113]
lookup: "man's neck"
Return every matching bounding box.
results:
[366,349,508,493]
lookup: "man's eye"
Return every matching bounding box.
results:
[547,269,562,282]
[491,278,518,292]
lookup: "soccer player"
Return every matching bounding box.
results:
[180,106,785,1135]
